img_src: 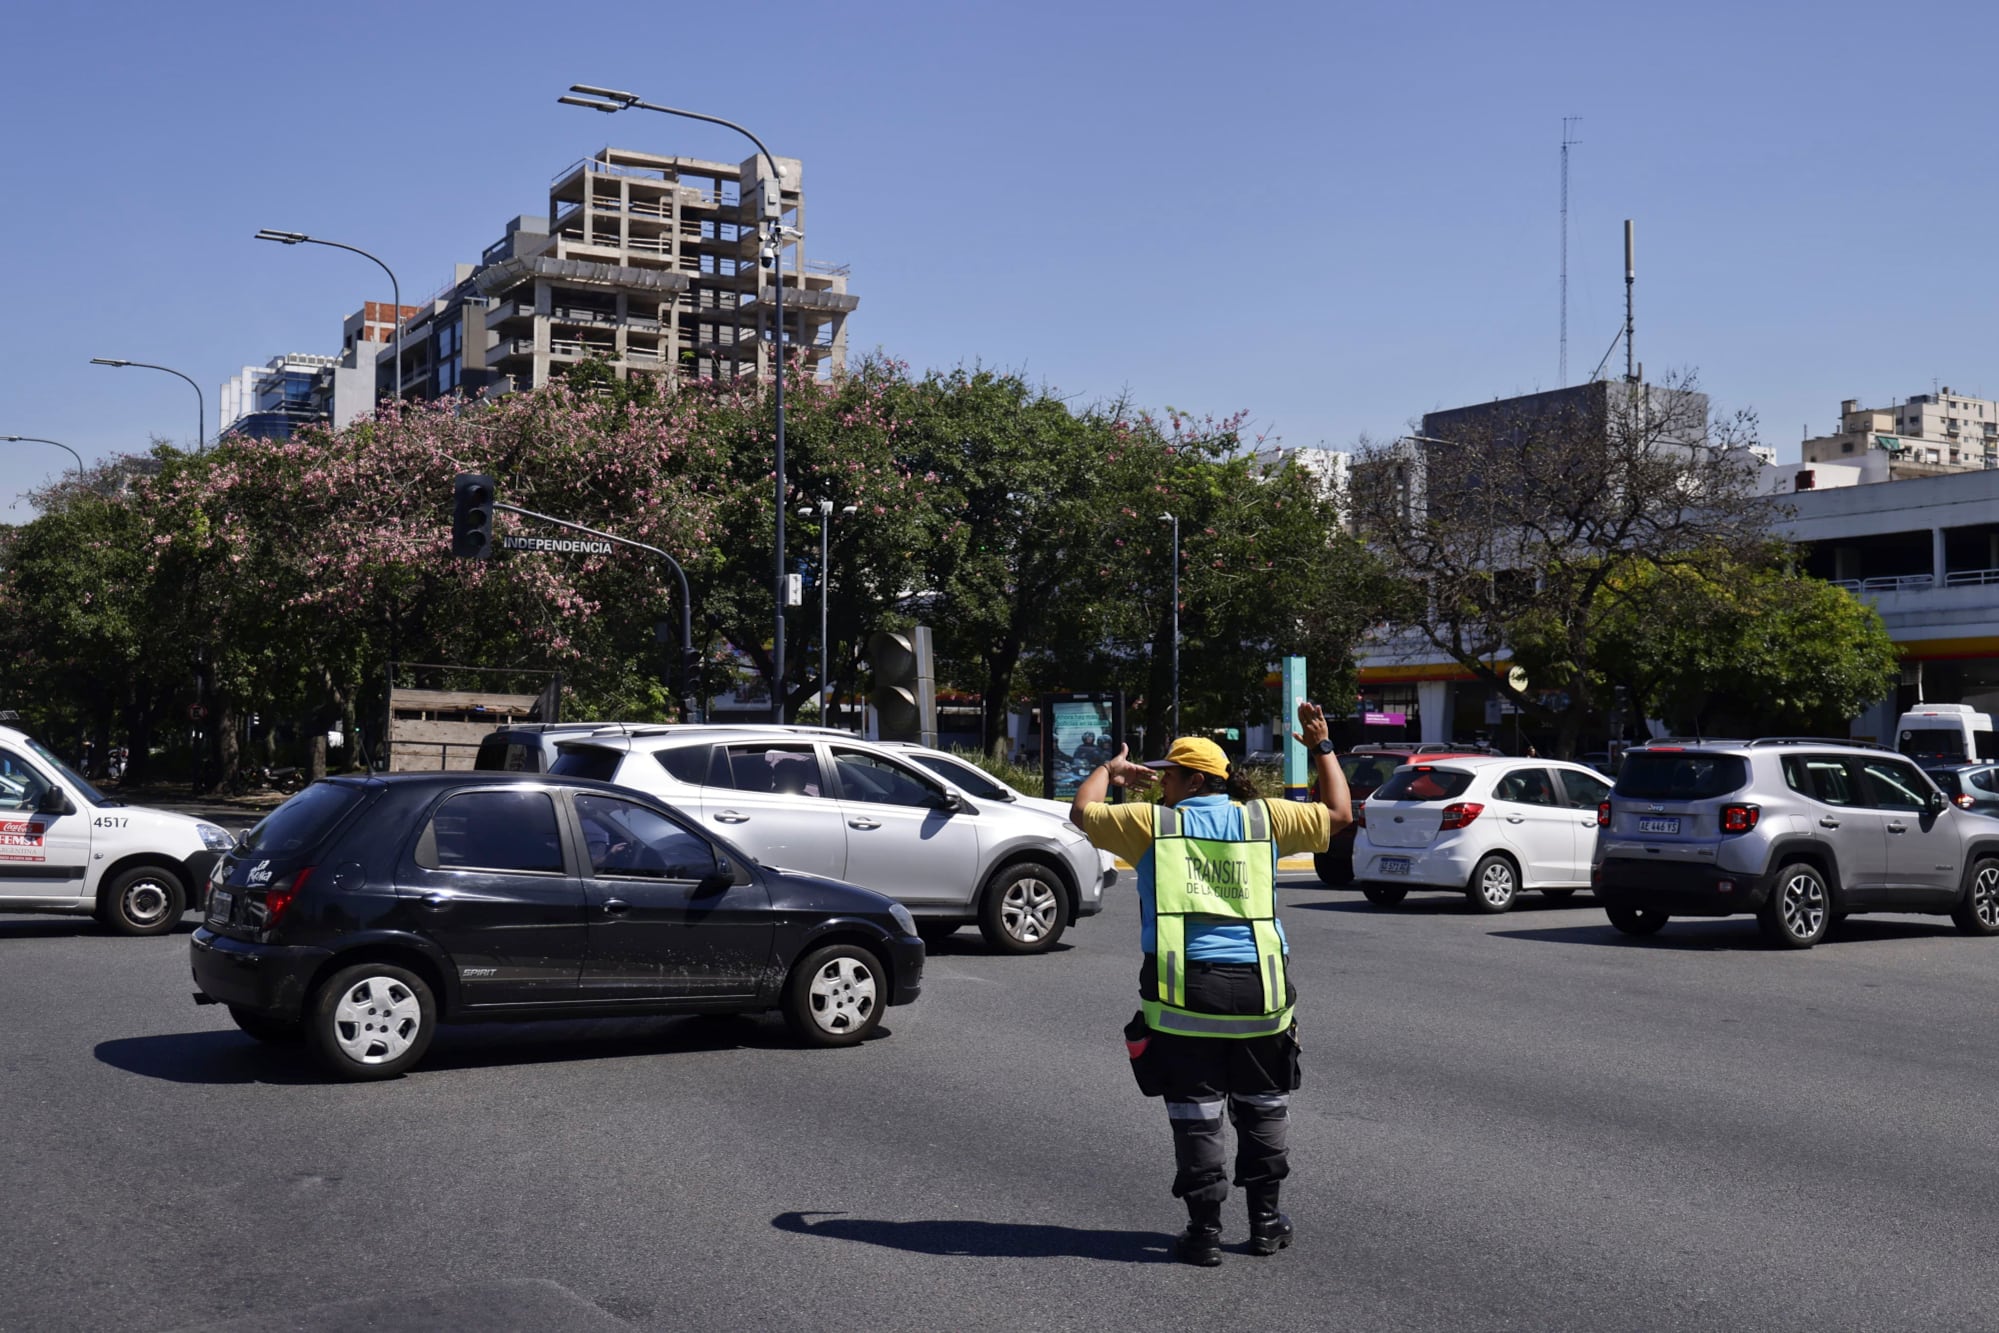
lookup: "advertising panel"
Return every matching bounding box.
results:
[1040,693,1125,801]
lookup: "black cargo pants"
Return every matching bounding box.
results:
[1140,958,1302,1207]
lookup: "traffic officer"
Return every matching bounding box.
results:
[1070,701,1351,1265]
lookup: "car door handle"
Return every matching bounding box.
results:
[601,898,632,914]
[420,893,452,910]
[714,811,750,824]
[848,818,881,830]
[1819,817,1840,829]
[1887,823,1907,834]
[1580,819,1598,827]
[1505,815,1525,823]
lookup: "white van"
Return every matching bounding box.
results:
[0,725,237,935]
[1895,704,1996,765]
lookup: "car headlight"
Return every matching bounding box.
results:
[887,902,917,936]
[197,823,235,853]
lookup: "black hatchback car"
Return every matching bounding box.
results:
[190,773,924,1080]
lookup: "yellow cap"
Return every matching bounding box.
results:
[1143,736,1230,778]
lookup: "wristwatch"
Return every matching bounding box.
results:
[1312,738,1336,757]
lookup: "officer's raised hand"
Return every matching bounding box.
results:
[1103,743,1157,790]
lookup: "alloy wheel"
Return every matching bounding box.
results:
[331,975,424,1065]
[1780,870,1827,940]
[1974,865,1999,929]
[1478,862,1515,908]
[806,956,878,1036]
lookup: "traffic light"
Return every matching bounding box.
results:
[452,473,495,560]
[869,626,936,745]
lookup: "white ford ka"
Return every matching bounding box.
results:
[1350,755,1612,913]
[0,725,236,934]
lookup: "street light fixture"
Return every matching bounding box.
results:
[1159,512,1180,743]
[562,82,794,722]
[90,359,204,453]
[255,229,404,408]
[2,435,86,483]
[798,500,859,726]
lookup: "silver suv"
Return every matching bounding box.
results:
[1593,738,1999,948]
[547,728,1109,953]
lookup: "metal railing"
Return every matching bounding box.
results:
[1944,567,1999,587]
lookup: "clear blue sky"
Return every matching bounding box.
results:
[4,0,1995,521]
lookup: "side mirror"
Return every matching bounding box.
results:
[1930,790,1949,813]
[696,855,752,894]
[36,786,72,816]
[930,791,963,813]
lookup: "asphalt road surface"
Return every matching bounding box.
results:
[6,876,1999,1332]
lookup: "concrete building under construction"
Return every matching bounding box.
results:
[367,146,858,407]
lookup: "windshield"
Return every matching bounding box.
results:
[1615,752,1749,800]
[1899,729,1967,762]
[910,754,1012,801]
[25,736,108,806]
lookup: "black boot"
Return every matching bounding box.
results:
[1247,1188,1293,1256]
[1174,1201,1224,1267]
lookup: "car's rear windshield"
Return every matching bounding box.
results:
[239,783,366,857]
[1372,767,1475,801]
[1340,754,1404,792]
[1614,752,1749,800]
[549,745,622,784]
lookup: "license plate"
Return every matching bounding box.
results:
[1638,817,1681,835]
[1379,857,1412,876]
[208,889,234,923]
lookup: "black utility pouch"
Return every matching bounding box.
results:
[1282,1022,1304,1092]
[1124,1011,1168,1098]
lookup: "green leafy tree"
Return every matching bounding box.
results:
[1594,557,1899,737]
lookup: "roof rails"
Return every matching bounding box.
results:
[1745,736,1896,751]
[1630,737,1744,748]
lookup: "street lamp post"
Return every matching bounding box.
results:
[799,500,858,725]
[561,84,792,722]
[255,230,403,407]
[2,435,86,483]
[1159,512,1180,743]
[90,359,203,453]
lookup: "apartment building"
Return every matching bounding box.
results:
[1794,388,1999,481]
[218,353,340,440]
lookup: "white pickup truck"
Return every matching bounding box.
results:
[0,725,236,935]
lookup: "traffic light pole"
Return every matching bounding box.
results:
[493,502,703,723]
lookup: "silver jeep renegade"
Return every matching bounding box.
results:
[1592,737,1999,948]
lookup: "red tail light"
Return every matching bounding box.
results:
[1440,802,1484,830]
[254,865,314,931]
[1596,800,1611,828]
[1957,794,1976,809]
[1720,805,1760,833]
[1353,803,1367,828]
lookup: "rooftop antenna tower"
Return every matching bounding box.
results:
[1623,218,1637,383]
[1559,117,1581,384]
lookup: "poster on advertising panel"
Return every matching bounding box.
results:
[1040,693,1125,801]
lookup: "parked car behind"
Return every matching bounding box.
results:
[1351,756,1611,911]
[1924,762,1999,817]
[1594,738,1999,947]
[191,772,924,1080]
[0,724,234,934]
[547,728,1110,953]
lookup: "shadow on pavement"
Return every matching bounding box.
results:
[0,916,199,940]
[1493,916,1962,951]
[918,935,1075,957]
[97,1012,878,1085]
[1290,894,1599,917]
[772,1210,1173,1263]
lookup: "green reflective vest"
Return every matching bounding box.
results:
[1143,799,1293,1040]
